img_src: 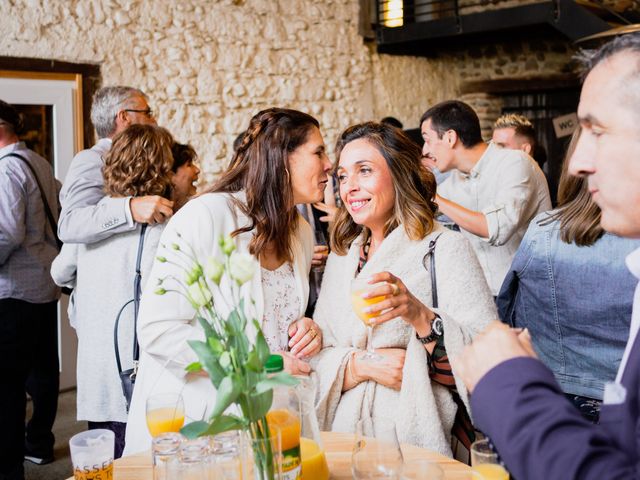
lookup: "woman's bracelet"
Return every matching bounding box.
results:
[348,350,363,385]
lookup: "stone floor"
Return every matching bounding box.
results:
[24,390,85,480]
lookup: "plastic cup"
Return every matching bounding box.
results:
[69,429,115,480]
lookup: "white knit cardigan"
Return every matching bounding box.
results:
[310,224,497,457]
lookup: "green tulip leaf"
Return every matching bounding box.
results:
[211,374,242,418]
[205,414,245,435]
[180,420,210,439]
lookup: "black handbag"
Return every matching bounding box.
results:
[114,224,147,412]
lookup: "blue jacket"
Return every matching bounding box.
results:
[497,212,640,399]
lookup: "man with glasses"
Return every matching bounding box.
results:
[59,86,174,244]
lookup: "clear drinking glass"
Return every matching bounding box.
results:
[470,439,509,480]
[69,429,114,480]
[152,432,183,480]
[210,431,242,480]
[352,417,404,479]
[146,392,185,437]
[178,437,210,480]
[350,277,386,361]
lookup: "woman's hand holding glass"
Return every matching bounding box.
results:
[288,317,323,358]
[362,271,436,338]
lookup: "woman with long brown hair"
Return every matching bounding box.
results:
[51,124,192,458]
[497,128,640,422]
[124,107,332,454]
[311,122,495,456]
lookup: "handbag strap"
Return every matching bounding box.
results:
[114,224,148,375]
[422,233,443,308]
[1,152,61,249]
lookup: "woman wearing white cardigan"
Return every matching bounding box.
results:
[311,122,497,457]
[124,108,332,454]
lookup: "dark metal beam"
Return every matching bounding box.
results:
[376,0,611,46]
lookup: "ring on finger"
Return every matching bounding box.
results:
[390,282,400,296]
[308,327,317,339]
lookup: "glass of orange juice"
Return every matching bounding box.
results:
[146,393,185,437]
[470,439,509,480]
[351,277,387,361]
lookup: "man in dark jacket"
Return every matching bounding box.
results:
[456,33,640,480]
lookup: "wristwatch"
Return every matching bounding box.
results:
[415,314,443,344]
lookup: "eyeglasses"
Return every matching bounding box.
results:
[123,108,154,118]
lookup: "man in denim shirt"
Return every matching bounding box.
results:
[0,100,61,479]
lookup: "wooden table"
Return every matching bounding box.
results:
[67,431,473,479]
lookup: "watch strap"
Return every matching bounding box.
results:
[416,314,442,344]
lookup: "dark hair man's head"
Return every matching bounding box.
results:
[0,100,23,137]
[420,100,483,148]
[419,100,484,173]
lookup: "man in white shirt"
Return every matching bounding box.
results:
[420,101,551,295]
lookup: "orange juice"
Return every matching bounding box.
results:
[300,437,329,480]
[267,409,301,479]
[73,461,113,479]
[350,290,387,326]
[145,407,185,437]
[472,464,509,480]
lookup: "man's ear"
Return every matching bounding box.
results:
[114,109,130,132]
[445,129,458,148]
[521,143,532,155]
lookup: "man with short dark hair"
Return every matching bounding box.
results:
[456,33,640,479]
[59,86,173,244]
[0,100,60,479]
[421,100,551,295]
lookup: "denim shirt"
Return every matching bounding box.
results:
[497,211,640,400]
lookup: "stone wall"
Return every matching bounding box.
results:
[0,0,577,178]
[1,0,444,179]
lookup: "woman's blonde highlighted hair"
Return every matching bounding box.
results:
[103,124,175,198]
[331,122,438,255]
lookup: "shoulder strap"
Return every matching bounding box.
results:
[422,232,444,309]
[114,224,148,375]
[1,152,61,249]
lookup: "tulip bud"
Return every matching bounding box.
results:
[229,252,256,285]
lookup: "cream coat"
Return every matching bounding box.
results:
[311,225,497,457]
[124,192,314,455]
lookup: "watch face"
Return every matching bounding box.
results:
[433,318,444,336]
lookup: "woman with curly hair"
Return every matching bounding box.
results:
[51,124,195,457]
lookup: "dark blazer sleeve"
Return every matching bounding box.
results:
[471,357,638,480]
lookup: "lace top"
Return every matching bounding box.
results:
[261,262,300,352]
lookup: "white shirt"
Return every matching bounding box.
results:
[615,247,640,382]
[261,262,301,352]
[438,143,551,294]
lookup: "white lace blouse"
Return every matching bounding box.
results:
[261,262,300,352]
